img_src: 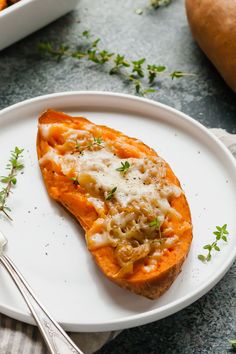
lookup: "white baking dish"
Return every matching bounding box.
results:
[0,0,79,51]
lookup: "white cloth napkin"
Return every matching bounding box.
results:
[0,128,235,354]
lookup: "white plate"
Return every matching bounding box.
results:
[0,92,236,332]
[0,0,79,51]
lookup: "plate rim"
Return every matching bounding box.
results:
[0,90,236,332]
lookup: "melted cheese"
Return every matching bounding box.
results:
[39,122,186,275]
[78,150,159,207]
[39,148,61,165]
[88,233,110,249]
[87,197,104,212]
[39,123,90,141]
[40,124,58,139]
[165,235,179,246]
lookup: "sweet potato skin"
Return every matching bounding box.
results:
[37,109,192,300]
[94,244,188,299]
[185,0,236,92]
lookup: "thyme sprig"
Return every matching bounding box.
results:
[74,136,104,154]
[149,217,161,228]
[38,30,193,96]
[0,147,24,220]
[198,224,229,262]
[149,217,162,239]
[71,176,80,186]
[93,137,103,145]
[87,137,104,150]
[136,0,171,15]
[116,161,130,175]
[105,187,117,201]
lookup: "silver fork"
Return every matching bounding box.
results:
[0,230,84,354]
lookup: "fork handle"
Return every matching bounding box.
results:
[0,255,84,354]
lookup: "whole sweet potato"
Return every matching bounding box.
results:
[185,0,236,92]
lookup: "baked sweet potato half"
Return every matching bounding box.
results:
[37,109,192,299]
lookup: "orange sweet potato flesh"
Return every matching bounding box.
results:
[37,109,192,299]
[0,0,7,10]
[0,0,20,10]
[185,0,236,92]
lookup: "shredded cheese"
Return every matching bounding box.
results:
[39,122,186,276]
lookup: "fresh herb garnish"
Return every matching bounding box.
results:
[148,217,166,244]
[109,54,130,75]
[82,30,91,39]
[38,30,193,96]
[229,339,236,350]
[149,217,161,228]
[170,71,194,80]
[147,65,166,84]
[150,0,172,9]
[75,141,82,152]
[136,0,171,15]
[86,136,104,150]
[0,147,24,220]
[198,224,229,262]
[74,136,103,154]
[71,177,80,186]
[93,137,103,146]
[149,217,162,240]
[105,187,117,201]
[116,161,130,175]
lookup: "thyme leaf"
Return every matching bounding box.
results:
[82,30,91,39]
[105,187,117,201]
[150,0,172,9]
[93,137,103,145]
[71,177,80,186]
[149,217,162,240]
[116,161,130,175]
[74,136,103,154]
[149,217,161,228]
